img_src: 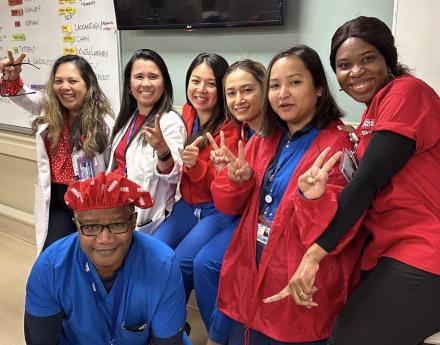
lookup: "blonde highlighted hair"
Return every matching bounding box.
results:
[33,55,114,158]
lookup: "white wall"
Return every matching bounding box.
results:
[393,0,440,94]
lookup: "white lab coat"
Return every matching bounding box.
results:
[12,86,114,253]
[108,110,186,234]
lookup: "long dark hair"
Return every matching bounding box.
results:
[223,59,266,127]
[329,16,409,76]
[34,54,113,157]
[185,52,228,146]
[260,45,343,137]
[112,49,174,140]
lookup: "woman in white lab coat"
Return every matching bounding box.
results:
[107,49,186,234]
[0,51,114,253]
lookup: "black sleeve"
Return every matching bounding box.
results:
[316,130,416,252]
[150,328,184,345]
[24,311,63,345]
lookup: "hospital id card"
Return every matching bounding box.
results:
[339,148,358,182]
[257,222,271,246]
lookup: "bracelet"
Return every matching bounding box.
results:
[157,150,172,162]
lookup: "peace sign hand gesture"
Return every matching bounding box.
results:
[207,131,228,172]
[222,140,252,183]
[182,136,204,169]
[141,114,169,156]
[298,147,342,200]
[0,49,26,81]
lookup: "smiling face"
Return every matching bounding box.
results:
[224,69,263,131]
[335,37,390,106]
[187,62,218,119]
[130,58,165,115]
[76,206,136,278]
[52,62,87,117]
[268,55,322,135]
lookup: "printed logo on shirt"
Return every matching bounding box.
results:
[360,118,374,136]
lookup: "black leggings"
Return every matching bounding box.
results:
[42,183,76,251]
[329,257,440,345]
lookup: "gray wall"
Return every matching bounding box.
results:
[120,0,394,122]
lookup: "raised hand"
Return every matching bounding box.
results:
[207,131,228,172]
[222,140,252,182]
[0,49,26,81]
[182,136,204,168]
[141,114,169,156]
[298,147,342,200]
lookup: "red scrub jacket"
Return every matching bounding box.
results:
[180,103,240,205]
[213,120,366,342]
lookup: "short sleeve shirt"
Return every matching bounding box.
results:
[25,231,186,344]
[355,74,440,274]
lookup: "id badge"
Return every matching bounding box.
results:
[72,154,96,180]
[339,148,358,182]
[257,222,271,246]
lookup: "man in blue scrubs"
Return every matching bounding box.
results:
[24,172,187,345]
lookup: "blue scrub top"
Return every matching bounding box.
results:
[25,231,186,345]
[256,124,319,266]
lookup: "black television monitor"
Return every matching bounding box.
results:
[113,0,284,30]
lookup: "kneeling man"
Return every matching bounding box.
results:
[25,172,186,345]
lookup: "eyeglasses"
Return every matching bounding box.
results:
[0,62,40,97]
[73,213,136,237]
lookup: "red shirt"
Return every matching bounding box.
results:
[355,74,440,274]
[112,114,146,176]
[45,119,75,185]
[180,103,240,205]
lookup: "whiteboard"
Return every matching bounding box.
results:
[0,0,120,133]
[393,0,440,95]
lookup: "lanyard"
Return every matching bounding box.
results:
[126,110,139,146]
[261,127,319,221]
[81,251,124,345]
[123,110,139,175]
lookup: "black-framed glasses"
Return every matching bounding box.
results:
[0,62,40,97]
[73,212,136,237]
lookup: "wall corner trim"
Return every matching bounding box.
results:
[0,203,35,244]
[0,131,36,161]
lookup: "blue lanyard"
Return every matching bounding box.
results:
[81,251,124,345]
[261,128,319,221]
[124,110,139,175]
[126,110,139,145]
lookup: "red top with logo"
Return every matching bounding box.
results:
[354,74,440,274]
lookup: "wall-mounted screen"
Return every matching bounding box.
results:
[113,0,284,30]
